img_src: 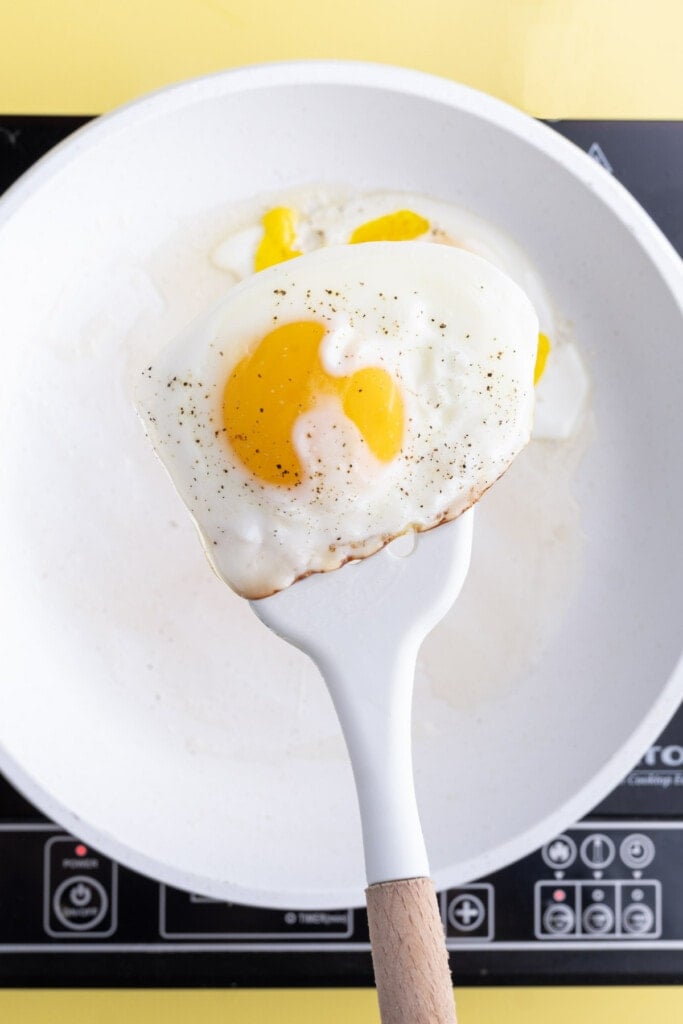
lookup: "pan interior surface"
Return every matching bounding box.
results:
[0,64,682,908]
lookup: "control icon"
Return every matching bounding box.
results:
[622,902,655,934]
[580,833,615,870]
[542,835,576,870]
[448,894,485,932]
[582,902,615,935]
[69,883,92,907]
[444,884,494,941]
[620,834,655,870]
[53,877,108,931]
[542,903,575,935]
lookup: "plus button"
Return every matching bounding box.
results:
[447,893,486,932]
[455,900,479,924]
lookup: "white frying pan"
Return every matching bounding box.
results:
[1,63,682,909]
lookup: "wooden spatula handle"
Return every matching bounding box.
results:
[366,876,456,1024]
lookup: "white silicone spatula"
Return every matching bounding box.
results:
[252,510,474,1024]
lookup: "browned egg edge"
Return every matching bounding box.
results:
[242,442,527,601]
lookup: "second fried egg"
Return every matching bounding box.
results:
[212,189,588,442]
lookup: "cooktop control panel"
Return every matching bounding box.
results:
[0,821,680,950]
[1,817,683,984]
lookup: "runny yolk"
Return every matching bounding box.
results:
[349,209,430,244]
[224,321,404,487]
[254,207,302,272]
[253,207,430,274]
[534,332,551,385]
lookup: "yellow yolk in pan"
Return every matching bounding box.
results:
[349,209,430,243]
[223,320,404,487]
[254,207,302,272]
[254,206,431,276]
[534,332,551,384]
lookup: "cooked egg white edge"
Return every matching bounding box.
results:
[534,342,590,440]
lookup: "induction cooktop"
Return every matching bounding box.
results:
[1,117,681,988]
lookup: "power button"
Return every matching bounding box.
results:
[52,876,109,931]
[44,836,117,937]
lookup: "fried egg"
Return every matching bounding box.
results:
[212,189,588,443]
[137,243,537,599]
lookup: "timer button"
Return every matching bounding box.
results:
[620,833,655,870]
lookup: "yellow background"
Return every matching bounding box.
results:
[0,0,682,116]
[1,987,683,1023]
[1,0,682,1020]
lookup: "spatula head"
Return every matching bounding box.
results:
[251,511,473,672]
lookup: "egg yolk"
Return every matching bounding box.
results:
[534,332,551,384]
[349,210,430,244]
[224,321,404,487]
[254,207,302,272]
